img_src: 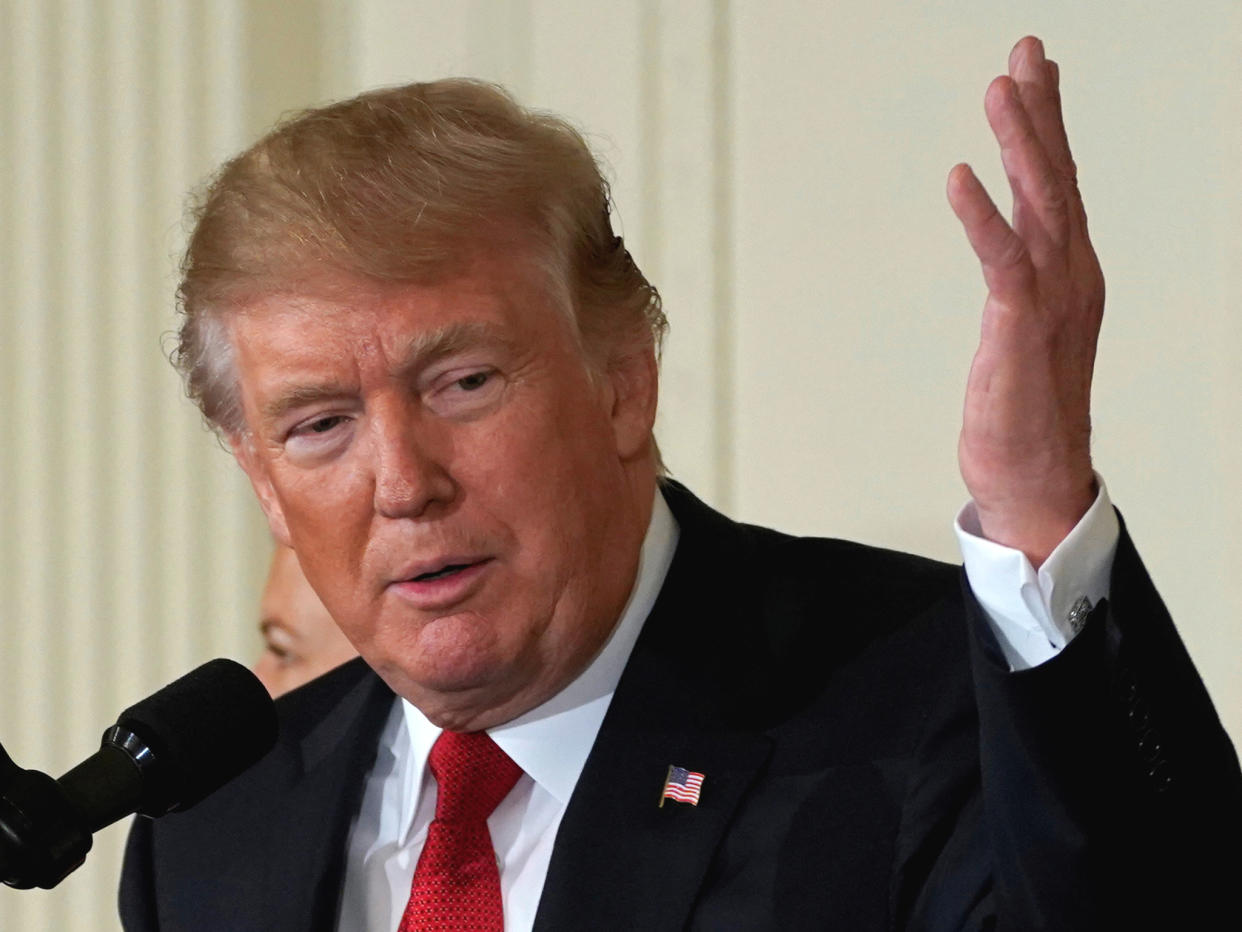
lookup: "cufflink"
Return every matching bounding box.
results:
[1066,595,1093,635]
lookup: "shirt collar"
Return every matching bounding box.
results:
[397,488,679,832]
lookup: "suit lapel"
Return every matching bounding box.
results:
[534,483,773,930]
[260,660,396,932]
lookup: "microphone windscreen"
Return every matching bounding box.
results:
[116,658,277,815]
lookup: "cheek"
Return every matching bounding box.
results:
[480,390,614,488]
[465,423,614,560]
[275,475,375,623]
[279,461,371,542]
[253,655,278,693]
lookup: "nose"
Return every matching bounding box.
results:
[370,402,456,519]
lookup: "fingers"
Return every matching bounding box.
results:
[1009,38,1077,186]
[946,163,1035,300]
[1010,38,1090,235]
[1039,56,1090,231]
[984,73,1070,264]
[949,37,1101,303]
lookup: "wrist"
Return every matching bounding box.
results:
[972,474,1098,568]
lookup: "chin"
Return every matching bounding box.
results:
[372,614,515,696]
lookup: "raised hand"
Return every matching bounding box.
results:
[948,36,1104,568]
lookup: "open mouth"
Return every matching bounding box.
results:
[412,562,477,582]
[391,558,491,607]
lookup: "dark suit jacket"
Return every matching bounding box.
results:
[120,482,1242,930]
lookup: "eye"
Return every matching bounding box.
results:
[264,642,292,663]
[294,414,349,437]
[308,415,347,433]
[281,410,357,463]
[424,365,505,419]
[261,625,298,665]
[285,412,353,446]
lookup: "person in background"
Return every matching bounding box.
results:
[253,543,358,697]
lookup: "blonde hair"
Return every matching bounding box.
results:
[172,78,665,436]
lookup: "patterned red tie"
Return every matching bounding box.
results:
[399,730,523,931]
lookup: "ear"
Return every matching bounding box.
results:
[605,339,659,462]
[229,433,293,547]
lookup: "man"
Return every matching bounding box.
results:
[120,38,1241,930]
[254,543,358,697]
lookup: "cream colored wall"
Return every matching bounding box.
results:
[738,2,1241,743]
[2,2,1238,929]
[0,1,314,928]
[346,0,1241,739]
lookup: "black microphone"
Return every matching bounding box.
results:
[0,658,277,890]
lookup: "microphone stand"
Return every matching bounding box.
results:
[0,737,93,890]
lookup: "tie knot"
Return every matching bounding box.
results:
[429,730,522,823]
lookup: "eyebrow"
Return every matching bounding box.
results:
[260,382,356,426]
[395,320,513,374]
[258,320,513,426]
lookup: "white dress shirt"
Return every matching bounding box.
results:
[336,482,1120,931]
[335,493,679,932]
[956,475,1120,670]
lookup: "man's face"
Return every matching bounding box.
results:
[254,544,358,698]
[228,249,657,730]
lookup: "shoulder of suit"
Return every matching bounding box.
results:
[659,477,960,621]
[272,656,391,746]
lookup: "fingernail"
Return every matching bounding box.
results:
[1030,37,1046,63]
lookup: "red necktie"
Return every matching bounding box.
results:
[399,730,522,931]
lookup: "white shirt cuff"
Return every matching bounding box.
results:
[954,475,1120,671]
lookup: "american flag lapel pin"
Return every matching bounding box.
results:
[659,764,705,807]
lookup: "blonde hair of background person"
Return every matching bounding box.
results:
[254,543,358,697]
